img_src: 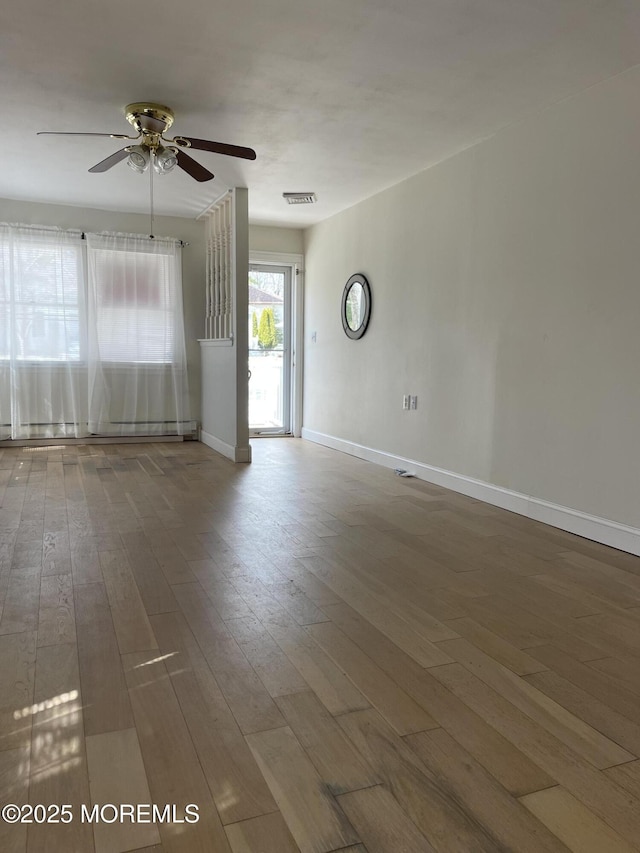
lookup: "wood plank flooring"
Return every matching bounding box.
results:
[0,438,640,852]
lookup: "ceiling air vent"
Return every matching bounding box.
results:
[283,192,317,205]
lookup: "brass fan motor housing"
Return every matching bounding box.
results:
[125,103,175,133]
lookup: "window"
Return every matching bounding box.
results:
[0,224,190,440]
[0,232,83,361]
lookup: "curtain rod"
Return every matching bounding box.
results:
[80,232,189,247]
[1,222,188,247]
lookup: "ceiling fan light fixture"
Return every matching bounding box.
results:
[126,144,150,174]
[37,102,252,186]
[153,145,178,175]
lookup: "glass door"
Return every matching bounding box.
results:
[248,264,291,434]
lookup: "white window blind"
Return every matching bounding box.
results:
[89,245,176,363]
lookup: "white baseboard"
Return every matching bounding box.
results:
[200,430,252,463]
[301,427,640,557]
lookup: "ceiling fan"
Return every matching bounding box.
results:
[37,102,257,182]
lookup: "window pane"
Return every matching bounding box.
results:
[13,304,80,361]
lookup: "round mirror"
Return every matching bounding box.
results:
[341,273,371,339]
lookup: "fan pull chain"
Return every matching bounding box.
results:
[149,150,155,239]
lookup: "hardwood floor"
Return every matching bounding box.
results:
[0,437,639,852]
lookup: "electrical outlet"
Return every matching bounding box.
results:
[409,395,418,410]
[402,395,410,410]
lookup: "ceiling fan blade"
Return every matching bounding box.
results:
[176,150,215,182]
[177,136,257,160]
[37,131,134,139]
[88,148,130,173]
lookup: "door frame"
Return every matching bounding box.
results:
[249,251,304,437]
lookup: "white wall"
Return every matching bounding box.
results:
[250,224,304,255]
[303,65,640,531]
[201,343,238,447]
[0,198,205,422]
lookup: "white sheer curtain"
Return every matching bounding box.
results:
[86,232,191,436]
[0,224,87,439]
[0,225,191,440]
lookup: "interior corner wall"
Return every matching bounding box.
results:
[303,64,640,535]
[0,198,205,423]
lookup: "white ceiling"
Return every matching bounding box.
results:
[2,0,640,227]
